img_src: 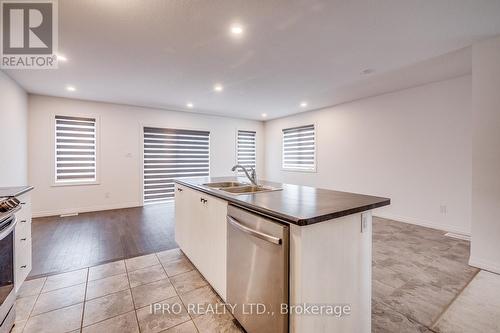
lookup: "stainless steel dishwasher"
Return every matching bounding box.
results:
[227,205,289,333]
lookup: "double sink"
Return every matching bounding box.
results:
[203,181,282,195]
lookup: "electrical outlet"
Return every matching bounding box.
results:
[105,192,110,199]
[440,205,447,215]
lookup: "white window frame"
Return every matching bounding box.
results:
[235,129,257,175]
[281,123,317,173]
[52,113,100,187]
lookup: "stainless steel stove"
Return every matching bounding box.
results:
[0,197,20,333]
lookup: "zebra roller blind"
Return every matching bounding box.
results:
[282,124,316,171]
[55,115,97,183]
[236,130,256,173]
[143,127,210,204]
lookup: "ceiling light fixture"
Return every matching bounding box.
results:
[57,54,67,62]
[300,101,308,107]
[214,84,224,92]
[66,85,76,92]
[230,24,244,36]
[186,102,194,109]
[261,113,267,118]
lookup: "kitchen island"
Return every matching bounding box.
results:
[174,177,390,333]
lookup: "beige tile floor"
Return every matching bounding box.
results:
[14,217,500,333]
[13,249,243,333]
[433,270,500,332]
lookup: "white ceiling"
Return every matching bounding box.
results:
[5,0,500,120]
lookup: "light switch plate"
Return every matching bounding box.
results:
[361,213,369,233]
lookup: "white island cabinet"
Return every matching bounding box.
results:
[174,183,227,300]
[174,178,387,333]
[288,212,372,333]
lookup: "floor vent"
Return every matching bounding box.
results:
[445,232,471,241]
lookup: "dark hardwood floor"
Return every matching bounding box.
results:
[30,203,177,278]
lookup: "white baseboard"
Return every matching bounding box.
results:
[469,257,500,275]
[32,201,143,218]
[374,213,471,236]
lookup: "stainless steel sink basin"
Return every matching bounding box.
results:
[203,181,282,195]
[221,185,282,195]
[203,181,248,188]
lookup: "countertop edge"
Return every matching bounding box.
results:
[174,179,390,226]
[15,186,35,197]
[0,185,34,198]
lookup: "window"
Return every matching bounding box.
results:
[143,127,210,204]
[282,124,316,171]
[55,115,97,184]
[236,130,256,173]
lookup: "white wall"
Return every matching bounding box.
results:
[25,76,477,237]
[0,71,28,187]
[264,76,472,235]
[470,36,500,274]
[28,95,264,217]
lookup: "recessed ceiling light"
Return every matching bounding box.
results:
[186,102,194,109]
[66,85,76,92]
[57,54,67,62]
[214,84,224,92]
[261,113,267,118]
[361,69,375,75]
[230,24,244,36]
[300,101,308,107]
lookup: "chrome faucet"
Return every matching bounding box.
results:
[231,164,258,186]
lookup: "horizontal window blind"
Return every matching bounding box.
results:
[282,124,316,171]
[55,115,97,183]
[143,127,210,204]
[236,130,256,174]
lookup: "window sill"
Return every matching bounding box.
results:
[281,168,317,173]
[51,181,100,187]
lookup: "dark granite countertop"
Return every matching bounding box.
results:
[174,177,390,226]
[0,186,34,198]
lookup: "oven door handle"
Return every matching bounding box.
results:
[0,216,17,241]
[0,204,21,222]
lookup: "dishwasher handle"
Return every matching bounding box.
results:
[227,215,282,245]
